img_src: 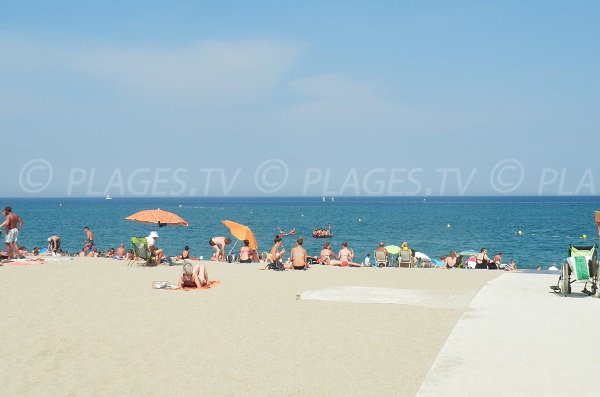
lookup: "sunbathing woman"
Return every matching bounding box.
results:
[337,241,362,267]
[443,252,458,269]
[179,262,210,288]
[239,240,253,263]
[319,242,336,265]
[289,237,308,270]
[269,236,285,270]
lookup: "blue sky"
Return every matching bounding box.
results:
[2,1,599,196]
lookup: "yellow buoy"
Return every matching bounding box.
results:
[582,234,587,239]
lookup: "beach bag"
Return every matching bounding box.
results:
[268,261,283,271]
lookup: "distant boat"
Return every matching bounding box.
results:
[105,194,112,200]
[322,197,326,202]
[331,197,335,202]
[312,224,333,238]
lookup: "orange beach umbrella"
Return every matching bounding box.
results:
[126,209,189,227]
[222,220,258,250]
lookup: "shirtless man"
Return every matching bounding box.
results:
[1,207,24,259]
[115,243,127,258]
[81,226,95,256]
[209,236,231,261]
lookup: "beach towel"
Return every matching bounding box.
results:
[153,280,221,290]
[573,256,590,281]
[2,259,45,266]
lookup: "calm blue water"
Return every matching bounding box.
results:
[2,196,599,269]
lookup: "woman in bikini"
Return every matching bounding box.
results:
[337,241,362,267]
[289,237,309,270]
[176,245,191,261]
[239,240,253,263]
[319,242,335,265]
[179,262,210,288]
[269,236,285,270]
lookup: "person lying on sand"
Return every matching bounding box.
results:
[178,262,211,288]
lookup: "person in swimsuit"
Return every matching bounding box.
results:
[337,241,362,267]
[179,262,210,288]
[475,248,491,269]
[239,240,254,263]
[319,242,336,265]
[1,207,23,260]
[289,237,308,270]
[115,243,127,258]
[444,251,458,269]
[269,236,285,270]
[209,236,231,261]
[177,245,191,261]
[47,235,61,255]
[81,226,95,256]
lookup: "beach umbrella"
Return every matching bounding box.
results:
[222,220,258,250]
[385,245,401,255]
[458,249,479,257]
[126,209,189,227]
[414,252,430,261]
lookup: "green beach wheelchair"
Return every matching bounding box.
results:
[551,244,599,297]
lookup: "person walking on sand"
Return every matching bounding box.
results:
[209,236,231,261]
[1,207,24,259]
[81,226,95,256]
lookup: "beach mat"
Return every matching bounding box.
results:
[297,286,476,309]
[153,280,221,291]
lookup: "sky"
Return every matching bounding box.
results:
[2,1,599,197]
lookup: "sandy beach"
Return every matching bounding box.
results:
[0,257,501,396]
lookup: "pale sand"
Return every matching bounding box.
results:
[0,258,499,396]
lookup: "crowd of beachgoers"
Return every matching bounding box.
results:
[2,205,523,290]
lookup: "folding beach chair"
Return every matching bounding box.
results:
[374,249,389,267]
[551,244,599,297]
[399,250,416,268]
[128,236,153,266]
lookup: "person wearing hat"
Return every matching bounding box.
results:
[47,235,61,255]
[147,231,164,265]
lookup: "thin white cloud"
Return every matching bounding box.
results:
[0,35,304,108]
[280,74,420,136]
[73,40,303,106]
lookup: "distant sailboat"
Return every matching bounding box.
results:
[105,194,112,200]
[331,197,335,202]
[322,197,326,202]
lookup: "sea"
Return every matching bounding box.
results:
[2,196,599,269]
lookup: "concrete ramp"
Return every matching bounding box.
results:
[297,286,476,309]
[417,273,600,396]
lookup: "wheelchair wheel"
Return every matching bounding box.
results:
[562,263,570,297]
